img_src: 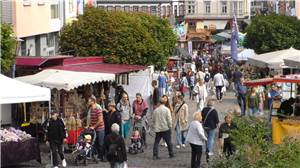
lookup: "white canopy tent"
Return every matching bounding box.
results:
[284,56,300,68]
[16,69,115,91]
[0,74,50,104]
[237,49,256,61]
[248,47,300,69]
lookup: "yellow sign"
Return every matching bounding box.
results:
[272,117,300,144]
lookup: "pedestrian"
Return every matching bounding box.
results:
[158,71,168,98]
[105,102,122,136]
[116,93,132,139]
[213,70,226,102]
[247,87,259,116]
[115,85,128,105]
[104,123,127,168]
[174,94,189,149]
[180,74,189,97]
[232,67,243,95]
[193,79,208,112]
[87,96,106,161]
[45,110,67,168]
[151,80,160,110]
[161,94,173,147]
[201,99,219,157]
[132,93,149,146]
[218,114,237,156]
[188,71,196,100]
[196,68,205,82]
[236,77,247,116]
[186,112,207,168]
[152,97,174,160]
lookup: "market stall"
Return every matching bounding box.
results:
[16,69,115,146]
[0,74,51,166]
[244,75,300,144]
[247,48,300,75]
[284,56,300,68]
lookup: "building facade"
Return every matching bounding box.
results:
[185,0,250,30]
[1,0,79,57]
[95,0,185,24]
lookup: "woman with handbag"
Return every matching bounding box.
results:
[174,94,189,149]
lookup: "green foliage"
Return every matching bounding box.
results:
[1,24,16,73]
[245,14,300,54]
[59,7,177,69]
[211,117,300,168]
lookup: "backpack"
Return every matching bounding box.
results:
[106,136,121,161]
[204,73,210,82]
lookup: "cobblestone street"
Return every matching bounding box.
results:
[8,91,239,168]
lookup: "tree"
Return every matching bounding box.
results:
[244,14,300,54]
[1,24,16,73]
[59,7,177,69]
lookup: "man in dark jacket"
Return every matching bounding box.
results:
[104,102,122,136]
[45,110,67,168]
[104,123,127,168]
[201,99,219,157]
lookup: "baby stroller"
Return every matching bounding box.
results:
[73,127,98,166]
[128,130,144,154]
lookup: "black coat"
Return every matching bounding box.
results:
[201,107,219,130]
[104,132,127,163]
[46,118,66,144]
[104,110,122,135]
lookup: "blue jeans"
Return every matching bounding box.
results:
[121,120,130,138]
[175,122,186,145]
[205,128,216,153]
[248,107,258,116]
[94,129,105,159]
[240,95,246,116]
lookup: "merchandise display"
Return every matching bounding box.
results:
[0,127,32,143]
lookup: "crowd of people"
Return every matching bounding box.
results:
[44,43,299,168]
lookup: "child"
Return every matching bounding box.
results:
[45,110,67,168]
[129,130,143,154]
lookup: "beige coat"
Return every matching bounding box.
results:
[174,102,189,131]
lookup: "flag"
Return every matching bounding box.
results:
[231,16,239,61]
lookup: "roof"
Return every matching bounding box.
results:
[16,69,115,91]
[0,74,50,104]
[248,47,300,68]
[49,63,146,74]
[16,55,73,67]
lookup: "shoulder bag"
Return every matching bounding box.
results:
[203,108,214,130]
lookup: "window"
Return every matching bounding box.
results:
[141,6,148,13]
[47,33,55,47]
[205,1,211,14]
[98,6,105,10]
[162,6,166,16]
[150,6,157,15]
[238,2,243,15]
[23,0,31,6]
[179,5,185,16]
[107,6,114,11]
[233,1,238,15]
[221,1,227,14]
[166,6,171,16]
[174,5,178,16]
[187,1,195,14]
[69,0,74,12]
[51,4,59,19]
[115,6,122,11]
[124,6,130,12]
[21,40,26,56]
[133,6,139,12]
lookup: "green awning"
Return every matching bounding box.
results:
[212,35,226,42]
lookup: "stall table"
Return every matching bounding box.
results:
[1,138,41,166]
[272,117,300,144]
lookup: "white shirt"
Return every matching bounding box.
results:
[213,73,225,86]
